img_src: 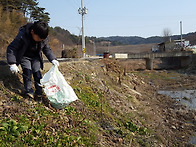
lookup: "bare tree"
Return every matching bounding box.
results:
[163,28,172,42]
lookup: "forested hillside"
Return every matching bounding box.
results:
[100,32,196,45]
[0,6,27,58]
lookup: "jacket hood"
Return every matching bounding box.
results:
[19,23,33,39]
[25,23,33,37]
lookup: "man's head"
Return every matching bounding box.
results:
[31,21,49,42]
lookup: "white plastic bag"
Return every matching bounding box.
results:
[40,65,78,109]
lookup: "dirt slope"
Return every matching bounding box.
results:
[0,59,195,146]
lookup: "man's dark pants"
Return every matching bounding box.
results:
[20,57,42,96]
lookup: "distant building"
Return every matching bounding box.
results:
[100,41,111,46]
[157,39,189,52]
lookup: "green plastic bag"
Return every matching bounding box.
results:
[40,65,78,109]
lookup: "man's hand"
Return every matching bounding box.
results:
[9,64,19,74]
[52,60,59,66]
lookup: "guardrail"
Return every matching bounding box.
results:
[127,51,193,70]
[128,51,193,59]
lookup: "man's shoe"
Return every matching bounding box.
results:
[26,93,34,99]
[34,94,42,103]
[25,93,34,105]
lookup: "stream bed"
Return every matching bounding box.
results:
[158,89,196,110]
[158,89,196,145]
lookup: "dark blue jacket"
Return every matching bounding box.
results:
[7,23,56,69]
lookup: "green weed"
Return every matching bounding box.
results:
[0,119,28,142]
[125,121,148,135]
[11,95,21,102]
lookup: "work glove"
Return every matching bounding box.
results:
[52,60,59,66]
[9,64,19,74]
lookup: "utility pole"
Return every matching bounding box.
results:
[180,21,183,49]
[93,40,96,56]
[78,0,87,58]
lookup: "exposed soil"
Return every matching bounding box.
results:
[0,58,196,146]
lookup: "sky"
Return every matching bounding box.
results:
[37,0,196,38]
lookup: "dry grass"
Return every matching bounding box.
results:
[95,43,155,55]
